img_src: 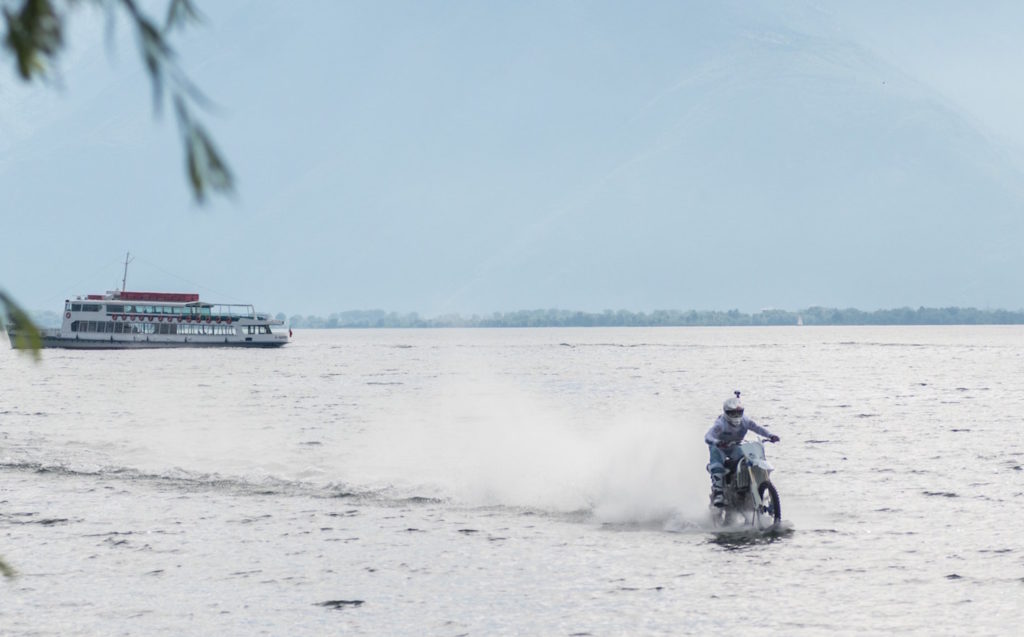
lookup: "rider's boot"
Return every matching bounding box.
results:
[711,473,725,507]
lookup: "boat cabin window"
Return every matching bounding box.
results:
[82,304,102,312]
[107,304,124,313]
[71,303,82,312]
[70,319,150,335]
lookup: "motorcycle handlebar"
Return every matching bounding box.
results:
[715,437,778,448]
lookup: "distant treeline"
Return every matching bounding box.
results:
[27,306,1024,330]
[279,306,1024,329]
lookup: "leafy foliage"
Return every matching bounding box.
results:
[0,556,14,578]
[2,0,63,79]
[2,0,234,579]
[1,0,234,202]
[1,0,236,360]
[0,291,42,359]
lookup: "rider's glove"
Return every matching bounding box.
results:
[768,434,780,443]
[715,440,729,449]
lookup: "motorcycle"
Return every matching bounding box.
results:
[709,438,782,530]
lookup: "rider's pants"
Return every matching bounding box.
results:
[707,443,744,491]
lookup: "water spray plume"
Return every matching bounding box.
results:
[371,377,711,524]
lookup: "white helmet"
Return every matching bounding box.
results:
[723,393,744,426]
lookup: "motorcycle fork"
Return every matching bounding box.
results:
[747,467,764,509]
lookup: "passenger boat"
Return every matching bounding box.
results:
[7,289,289,350]
[7,254,290,350]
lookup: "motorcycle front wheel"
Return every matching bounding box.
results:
[756,481,782,529]
[709,505,736,528]
[708,499,741,528]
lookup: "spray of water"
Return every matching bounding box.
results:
[360,376,713,526]
[65,362,724,529]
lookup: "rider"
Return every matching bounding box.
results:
[705,392,780,507]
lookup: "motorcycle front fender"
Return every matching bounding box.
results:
[748,457,774,472]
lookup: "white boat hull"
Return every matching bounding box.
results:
[8,329,288,349]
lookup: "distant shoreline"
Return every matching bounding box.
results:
[280,307,1024,329]
[28,306,1024,330]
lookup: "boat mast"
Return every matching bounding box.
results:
[121,252,134,292]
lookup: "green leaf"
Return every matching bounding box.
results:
[5,0,235,204]
[2,0,64,80]
[0,290,43,359]
[186,128,204,201]
[135,14,170,107]
[164,0,201,33]
[0,556,15,579]
[195,126,234,191]
[176,98,234,202]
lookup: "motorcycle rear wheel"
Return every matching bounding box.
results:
[756,481,782,529]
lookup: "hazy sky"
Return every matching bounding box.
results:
[3,0,1024,317]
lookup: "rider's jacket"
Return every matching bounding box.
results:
[704,414,773,446]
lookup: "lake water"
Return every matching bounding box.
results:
[2,326,1023,635]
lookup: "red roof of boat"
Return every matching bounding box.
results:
[117,291,200,302]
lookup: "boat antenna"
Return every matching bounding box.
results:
[121,251,134,292]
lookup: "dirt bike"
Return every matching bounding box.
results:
[709,438,782,530]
